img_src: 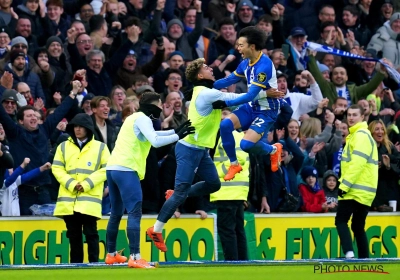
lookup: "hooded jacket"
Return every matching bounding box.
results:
[322,170,338,212]
[52,113,110,219]
[367,21,400,68]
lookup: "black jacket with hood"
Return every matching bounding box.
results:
[322,170,338,212]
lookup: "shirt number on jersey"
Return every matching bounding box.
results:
[251,117,265,127]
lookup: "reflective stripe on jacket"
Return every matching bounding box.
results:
[210,131,249,202]
[339,121,378,206]
[52,137,110,218]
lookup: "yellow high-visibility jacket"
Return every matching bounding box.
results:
[210,131,249,202]
[52,137,110,219]
[339,121,378,206]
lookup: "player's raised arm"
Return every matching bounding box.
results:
[213,60,247,89]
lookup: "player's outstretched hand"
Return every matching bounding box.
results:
[177,125,195,139]
[266,88,285,98]
[212,100,227,109]
[174,119,192,133]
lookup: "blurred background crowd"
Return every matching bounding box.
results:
[1,0,400,217]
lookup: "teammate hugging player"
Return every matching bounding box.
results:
[212,26,285,181]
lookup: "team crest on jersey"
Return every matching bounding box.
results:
[257,72,266,82]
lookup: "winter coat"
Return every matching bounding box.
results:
[282,0,323,41]
[53,114,110,219]
[322,170,338,212]
[113,47,164,89]
[367,21,400,68]
[0,96,75,186]
[298,183,327,213]
[4,63,46,103]
[371,144,400,208]
[90,115,118,152]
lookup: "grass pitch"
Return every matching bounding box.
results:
[2,263,400,280]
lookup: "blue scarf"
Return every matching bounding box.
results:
[184,25,198,48]
[332,146,344,175]
[308,181,321,193]
[336,85,352,105]
[303,41,400,86]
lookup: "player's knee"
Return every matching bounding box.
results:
[220,118,234,132]
[209,181,221,193]
[240,139,255,153]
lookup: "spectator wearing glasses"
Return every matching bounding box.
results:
[153,50,187,94]
[0,89,25,123]
[161,69,184,103]
[0,36,38,75]
[318,5,336,25]
[108,86,126,127]
[16,82,46,114]
[67,30,94,71]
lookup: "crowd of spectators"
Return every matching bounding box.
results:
[1,0,400,217]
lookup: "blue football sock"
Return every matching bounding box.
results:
[240,139,273,155]
[220,119,237,163]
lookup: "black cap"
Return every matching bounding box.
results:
[0,26,11,38]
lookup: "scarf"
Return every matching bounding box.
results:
[308,181,321,193]
[336,85,352,105]
[139,104,162,120]
[286,39,306,71]
[303,41,400,85]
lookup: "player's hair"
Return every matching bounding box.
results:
[185,58,205,83]
[239,26,266,51]
[139,92,161,104]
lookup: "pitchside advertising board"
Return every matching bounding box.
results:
[0,213,399,265]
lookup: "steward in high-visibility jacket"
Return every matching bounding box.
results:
[339,121,378,206]
[210,130,249,261]
[210,131,250,202]
[52,113,110,263]
[53,113,110,219]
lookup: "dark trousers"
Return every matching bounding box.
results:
[18,184,52,215]
[216,200,248,261]
[335,199,370,258]
[64,212,99,263]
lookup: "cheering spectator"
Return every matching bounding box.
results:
[322,170,339,212]
[299,166,329,213]
[0,83,80,215]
